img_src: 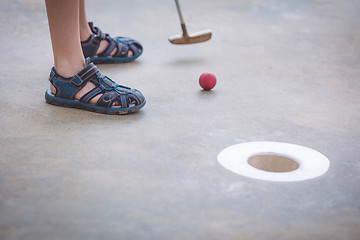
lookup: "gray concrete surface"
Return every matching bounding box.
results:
[1,0,360,239]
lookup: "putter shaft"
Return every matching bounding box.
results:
[175,0,189,37]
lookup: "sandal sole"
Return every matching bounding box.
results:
[45,89,145,115]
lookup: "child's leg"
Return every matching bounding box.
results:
[45,0,107,105]
[79,0,92,42]
[45,0,85,78]
[78,0,133,57]
[45,0,146,114]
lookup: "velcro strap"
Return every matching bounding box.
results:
[70,75,84,86]
[71,62,100,86]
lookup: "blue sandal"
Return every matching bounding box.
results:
[81,22,143,64]
[45,59,146,115]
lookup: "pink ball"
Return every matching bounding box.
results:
[199,72,217,90]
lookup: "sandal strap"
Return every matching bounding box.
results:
[113,42,129,58]
[97,35,131,58]
[89,22,106,40]
[81,22,105,58]
[79,86,102,104]
[94,75,144,108]
[75,72,135,108]
[72,62,99,86]
[49,59,100,100]
[116,37,142,55]
[97,35,117,57]
[96,89,133,108]
[78,74,121,104]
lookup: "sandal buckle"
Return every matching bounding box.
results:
[93,35,102,45]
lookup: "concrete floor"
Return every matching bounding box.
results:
[1,0,360,239]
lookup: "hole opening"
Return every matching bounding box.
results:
[247,154,299,173]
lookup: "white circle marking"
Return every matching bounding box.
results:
[217,142,330,182]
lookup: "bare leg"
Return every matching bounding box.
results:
[45,0,110,105]
[78,0,132,57]
[79,0,93,42]
[45,0,85,78]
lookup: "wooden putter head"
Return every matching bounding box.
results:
[169,0,212,45]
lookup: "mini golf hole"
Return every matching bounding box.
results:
[248,154,299,173]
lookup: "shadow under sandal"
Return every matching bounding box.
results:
[81,22,143,64]
[45,59,146,115]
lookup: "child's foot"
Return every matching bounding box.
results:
[81,22,142,64]
[46,58,146,115]
[97,38,133,58]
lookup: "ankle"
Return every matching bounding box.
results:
[54,59,85,78]
[80,22,92,42]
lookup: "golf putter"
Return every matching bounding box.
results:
[169,0,212,44]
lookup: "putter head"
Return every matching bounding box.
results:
[169,29,212,44]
